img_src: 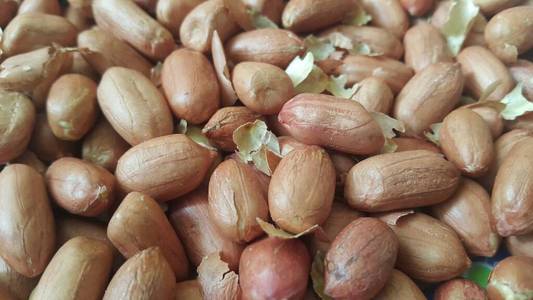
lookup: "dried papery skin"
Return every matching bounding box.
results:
[434,279,487,300]
[30,237,113,300]
[487,256,533,300]
[103,247,176,300]
[161,49,220,124]
[223,0,284,30]
[393,137,441,153]
[404,22,453,73]
[77,27,152,77]
[378,212,471,282]
[240,238,310,300]
[360,0,409,38]
[179,0,240,53]
[432,179,500,257]
[373,269,426,300]
[212,30,238,107]
[2,13,76,57]
[509,59,533,102]
[18,0,61,15]
[335,55,413,93]
[351,76,394,114]
[169,189,244,270]
[97,67,173,146]
[0,164,55,278]
[456,46,514,101]
[82,119,130,172]
[156,0,204,37]
[92,0,174,61]
[439,108,494,177]
[485,6,533,64]
[506,233,533,258]
[0,91,35,164]
[492,139,533,236]
[319,25,404,60]
[0,1,18,28]
[226,28,305,68]
[281,0,359,33]
[208,158,269,243]
[175,280,202,300]
[29,114,77,163]
[278,93,384,155]
[198,252,241,300]
[393,62,463,137]
[0,46,72,109]
[46,157,116,217]
[345,150,460,212]
[324,218,398,299]
[268,146,335,234]
[0,256,38,300]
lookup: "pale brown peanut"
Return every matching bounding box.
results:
[434,279,487,300]
[224,0,284,30]
[232,62,295,115]
[103,247,176,300]
[319,25,404,60]
[360,0,409,38]
[175,280,202,300]
[0,46,71,109]
[46,158,116,217]
[393,137,441,153]
[108,192,189,280]
[277,135,308,155]
[0,285,15,300]
[179,0,239,53]
[77,27,152,77]
[281,0,358,33]
[475,0,525,15]
[0,0,18,27]
[30,237,113,300]
[0,256,38,300]
[115,134,215,201]
[506,113,533,132]
[404,22,453,73]
[2,13,76,57]
[466,103,504,138]
[92,0,175,60]
[485,6,533,64]
[487,256,533,300]
[278,93,385,155]
[82,119,130,172]
[345,151,460,212]
[479,129,533,190]
[55,216,111,249]
[11,151,47,175]
[432,179,500,257]
[380,212,471,282]
[506,233,533,257]
[400,0,433,16]
[308,202,363,255]
[67,52,98,80]
[335,55,414,93]
[240,238,310,300]
[464,14,489,47]
[18,0,61,15]
[226,28,305,68]
[269,146,335,233]
[169,189,244,270]
[29,114,77,163]
[202,106,263,151]
[156,0,204,37]
[0,91,35,164]
[46,74,97,141]
[351,76,394,113]
[394,62,463,137]
[161,49,220,124]
[509,59,533,101]
[0,164,55,278]
[208,159,269,242]
[374,269,426,300]
[329,151,358,188]
[325,218,398,299]
[65,5,93,32]
[492,139,533,236]
[457,46,514,101]
[440,108,495,177]
[97,67,173,146]
[133,0,157,13]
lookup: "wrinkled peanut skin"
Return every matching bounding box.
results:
[434,279,487,300]
[324,218,398,299]
[0,91,35,164]
[269,146,336,234]
[487,256,533,300]
[278,93,385,155]
[240,238,311,300]
[0,164,55,278]
[107,192,190,281]
[374,269,427,300]
[345,150,460,212]
[281,0,358,33]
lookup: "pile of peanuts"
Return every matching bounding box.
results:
[1,0,533,299]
